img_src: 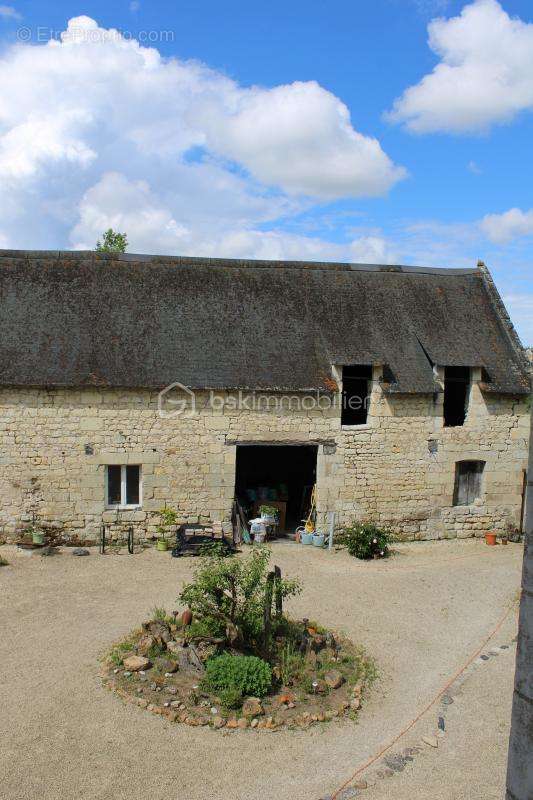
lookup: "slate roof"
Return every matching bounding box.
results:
[0,250,529,395]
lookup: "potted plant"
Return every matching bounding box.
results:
[259,505,279,525]
[300,522,315,545]
[485,531,497,546]
[28,526,45,545]
[156,507,178,552]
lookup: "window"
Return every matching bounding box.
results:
[443,366,470,427]
[106,465,141,507]
[453,461,484,506]
[341,365,372,426]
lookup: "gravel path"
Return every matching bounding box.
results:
[0,538,522,800]
[360,615,517,800]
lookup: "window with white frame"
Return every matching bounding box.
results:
[106,465,141,507]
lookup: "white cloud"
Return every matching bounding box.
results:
[69,171,396,263]
[0,5,21,20]
[480,208,533,243]
[0,15,405,257]
[387,0,533,133]
[0,16,404,194]
[204,81,406,199]
[71,172,189,252]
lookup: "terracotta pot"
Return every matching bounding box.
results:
[181,608,193,627]
[485,532,497,546]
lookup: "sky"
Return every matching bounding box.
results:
[0,0,532,343]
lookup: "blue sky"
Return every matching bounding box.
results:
[0,0,532,342]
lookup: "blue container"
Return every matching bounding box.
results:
[312,533,325,547]
[301,532,314,545]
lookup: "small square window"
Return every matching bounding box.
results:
[106,465,142,508]
[453,460,484,506]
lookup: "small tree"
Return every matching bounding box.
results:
[179,547,301,652]
[95,228,128,253]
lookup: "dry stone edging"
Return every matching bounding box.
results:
[319,637,515,799]
[103,618,371,734]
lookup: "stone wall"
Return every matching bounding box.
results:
[0,373,529,542]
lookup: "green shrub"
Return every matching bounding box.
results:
[180,547,301,651]
[219,687,243,710]
[0,556,9,567]
[186,618,224,641]
[204,653,272,698]
[336,522,392,560]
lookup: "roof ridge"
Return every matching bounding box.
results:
[0,248,479,275]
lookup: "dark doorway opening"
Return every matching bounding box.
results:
[341,365,372,426]
[235,444,318,534]
[443,366,470,427]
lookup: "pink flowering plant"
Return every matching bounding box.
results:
[336,522,392,560]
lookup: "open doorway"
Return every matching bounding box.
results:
[234,444,318,535]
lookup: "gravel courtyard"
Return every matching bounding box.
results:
[0,538,522,800]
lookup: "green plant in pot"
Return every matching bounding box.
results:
[259,505,279,524]
[156,507,179,552]
[28,526,45,546]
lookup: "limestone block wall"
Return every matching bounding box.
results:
[337,369,529,539]
[0,378,528,542]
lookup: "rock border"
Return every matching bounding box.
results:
[101,618,372,733]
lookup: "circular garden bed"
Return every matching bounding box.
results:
[102,547,376,731]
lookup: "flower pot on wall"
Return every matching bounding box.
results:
[32,531,44,545]
[485,532,497,546]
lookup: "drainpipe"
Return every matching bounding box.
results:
[506,387,533,799]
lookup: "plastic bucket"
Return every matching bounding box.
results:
[301,532,314,545]
[312,533,325,547]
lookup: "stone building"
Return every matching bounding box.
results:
[0,250,530,542]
